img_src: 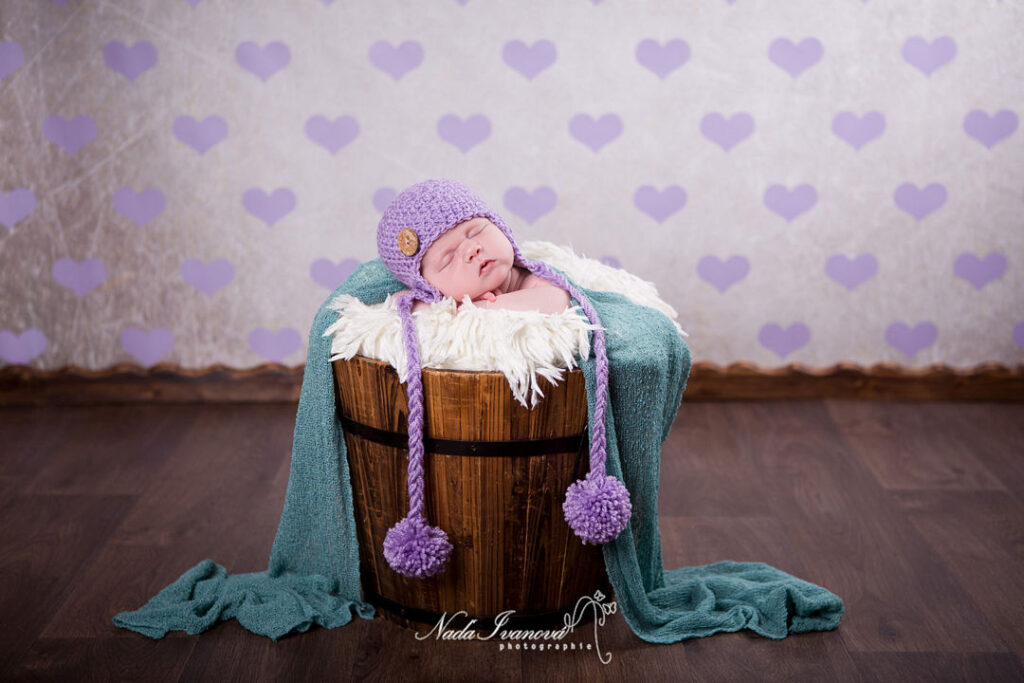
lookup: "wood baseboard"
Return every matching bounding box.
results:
[0,364,304,405]
[1,362,1022,406]
[683,361,1023,401]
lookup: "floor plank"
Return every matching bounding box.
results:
[7,636,194,682]
[352,615,524,683]
[825,401,1006,491]
[0,494,136,673]
[0,406,97,479]
[849,651,1024,683]
[40,404,293,640]
[178,617,365,682]
[24,405,200,496]
[916,403,1024,501]
[659,403,775,518]
[682,630,860,683]
[891,489,1024,662]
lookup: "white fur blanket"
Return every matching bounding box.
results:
[324,241,687,408]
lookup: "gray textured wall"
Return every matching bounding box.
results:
[1,0,1022,369]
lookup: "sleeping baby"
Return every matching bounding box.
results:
[390,214,571,314]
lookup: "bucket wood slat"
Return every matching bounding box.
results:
[332,355,610,631]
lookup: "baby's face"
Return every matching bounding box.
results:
[420,217,514,300]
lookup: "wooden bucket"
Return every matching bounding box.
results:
[332,354,611,632]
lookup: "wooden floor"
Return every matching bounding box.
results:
[1,400,1022,682]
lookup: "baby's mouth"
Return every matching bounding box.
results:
[480,259,494,274]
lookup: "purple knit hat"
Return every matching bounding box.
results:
[376,178,630,579]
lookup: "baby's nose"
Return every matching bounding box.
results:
[462,241,482,262]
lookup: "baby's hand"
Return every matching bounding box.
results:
[468,289,499,309]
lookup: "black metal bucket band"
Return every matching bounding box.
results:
[338,412,588,458]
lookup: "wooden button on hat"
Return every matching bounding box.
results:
[397,228,419,256]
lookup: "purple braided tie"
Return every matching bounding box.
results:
[397,291,428,518]
[522,259,628,545]
[383,290,453,578]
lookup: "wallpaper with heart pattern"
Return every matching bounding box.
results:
[0,0,1021,369]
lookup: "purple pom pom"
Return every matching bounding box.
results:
[563,472,632,545]
[383,515,453,578]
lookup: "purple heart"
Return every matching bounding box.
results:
[832,111,885,150]
[759,323,811,359]
[1014,322,1024,349]
[0,188,36,230]
[633,185,687,223]
[963,110,1018,149]
[0,329,47,364]
[825,253,877,291]
[369,40,424,81]
[768,37,823,78]
[173,115,227,154]
[310,257,359,290]
[102,40,157,81]
[885,322,937,361]
[503,186,557,224]
[52,257,106,297]
[700,112,754,151]
[502,40,557,80]
[373,187,396,213]
[113,187,166,227]
[305,114,359,154]
[893,182,947,221]
[0,41,26,84]
[235,41,291,81]
[121,326,174,366]
[901,36,956,77]
[600,256,621,269]
[954,252,1007,290]
[697,255,749,293]
[243,188,296,226]
[43,114,97,156]
[437,114,491,153]
[764,184,817,221]
[635,39,690,79]
[568,113,623,153]
[51,0,71,6]
[248,328,302,363]
[181,258,235,296]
